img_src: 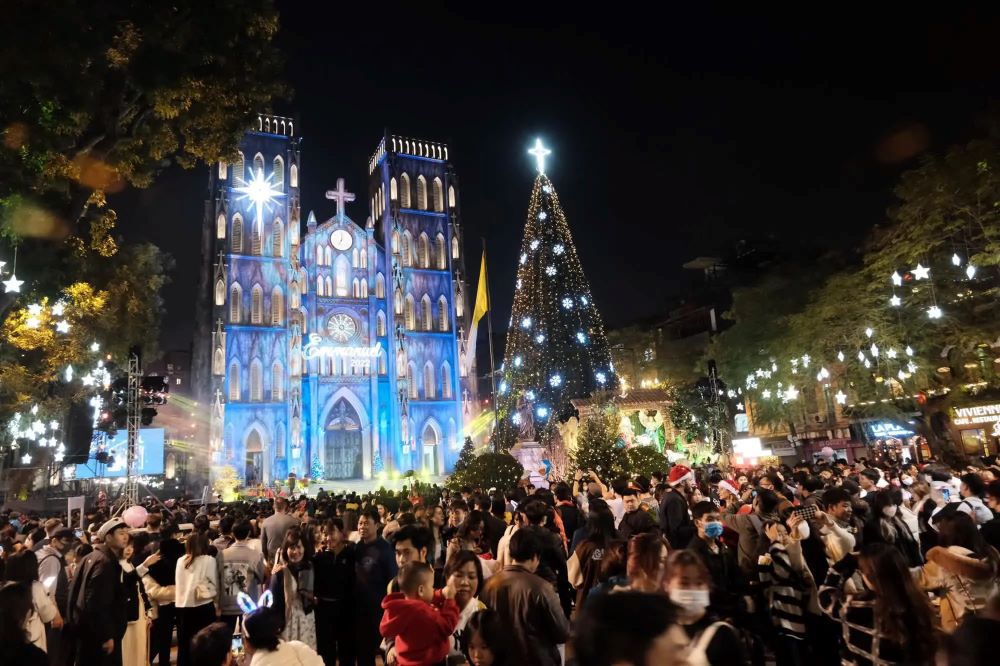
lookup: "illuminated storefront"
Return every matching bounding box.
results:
[950,402,1000,458]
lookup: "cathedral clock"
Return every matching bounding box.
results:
[327,313,357,342]
[331,229,353,251]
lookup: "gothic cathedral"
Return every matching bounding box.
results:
[194,115,475,484]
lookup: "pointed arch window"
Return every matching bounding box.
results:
[448,418,457,450]
[395,288,403,315]
[424,362,436,399]
[215,279,225,306]
[405,295,416,330]
[271,363,284,401]
[235,152,245,182]
[316,275,325,296]
[432,177,444,212]
[360,247,368,269]
[455,285,464,318]
[352,278,360,298]
[460,354,468,377]
[232,214,244,254]
[272,156,284,190]
[291,349,301,376]
[361,279,368,298]
[352,248,359,268]
[451,234,460,260]
[316,244,324,266]
[448,185,456,208]
[324,246,332,266]
[325,276,333,296]
[407,363,418,399]
[218,161,228,180]
[213,347,225,375]
[273,219,284,257]
[400,173,411,208]
[271,287,284,325]
[392,231,400,255]
[376,273,386,299]
[401,232,413,267]
[441,362,453,399]
[378,350,387,375]
[438,295,449,331]
[252,153,265,177]
[416,175,428,210]
[290,163,298,188]
[290,281,300,309]
[251,223,262,255]
[377,310,386,337]
[217,213,226,239]
[250,360,263,401]
[251,285,263,324]
[390,177,398,201]
[418,233,430,268]
[397,350,406,378]
[436,234,447,269]
[421,295,432,331]
[228,362,240,401]
[335,256,350,296]
[230,284,242,322]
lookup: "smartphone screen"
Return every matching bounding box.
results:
[941,488,951,502]
[231,635,243,656]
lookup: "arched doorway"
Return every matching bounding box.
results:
[245,428,263,485]
[422,423,439,475]
[325,399,363,479]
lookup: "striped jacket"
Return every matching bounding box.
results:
[818,569,910,665]
[757,541,809,639]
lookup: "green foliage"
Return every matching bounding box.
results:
[453,436,476,473]
[624,446,671,478]
[572,402,627,479]
[448,452,523,493]
[0,0,287,231]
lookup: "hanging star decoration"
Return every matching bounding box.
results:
[889,295,901,307]
[891,271,903,287]
[912,263,930,280]
[835,390,847,405]
[3,273,24,293]
[927,305,943,319]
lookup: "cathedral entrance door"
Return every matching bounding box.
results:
[245,429,263,486]
[325,399,362,480]
[421,424,439,476]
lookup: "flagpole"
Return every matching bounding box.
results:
[482,238,498,448]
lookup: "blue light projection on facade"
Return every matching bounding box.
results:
[201,117,475,483]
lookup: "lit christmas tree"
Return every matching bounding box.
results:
[494,140,616,450]
[310,456,323,481]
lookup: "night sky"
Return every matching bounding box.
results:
[114,5,1000,356]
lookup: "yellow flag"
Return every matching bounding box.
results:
[472,251,488,324]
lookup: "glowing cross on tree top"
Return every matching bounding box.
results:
[325,178,356,217]
[233,167,285,224]
[528,138,552,175]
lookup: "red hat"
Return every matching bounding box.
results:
[668,465,693,486]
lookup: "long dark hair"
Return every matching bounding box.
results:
[3,549,39,585]
[0,582,33,653]
[937,512,1000,576]
[858,544,936,661]
[581,502,617,547]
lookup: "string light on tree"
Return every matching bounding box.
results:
[927,305,943,319]
[952,253,961,266]
[837,350,845,362]
[965,264,976,279]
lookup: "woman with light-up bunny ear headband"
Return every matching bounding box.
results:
[236,590,323,666]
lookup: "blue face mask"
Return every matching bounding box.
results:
[704,521,724,539]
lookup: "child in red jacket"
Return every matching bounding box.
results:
[380,561,461,666]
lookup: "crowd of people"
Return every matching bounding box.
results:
[2,454,1000,665]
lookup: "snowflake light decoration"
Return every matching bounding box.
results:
[553,244,565,255]
[545,265,557,276]
[550,374,562,387]
[562,297,573,309]
[530,240,539,250]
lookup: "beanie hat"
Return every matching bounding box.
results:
[668,465,693,486]
[718,480,740,497]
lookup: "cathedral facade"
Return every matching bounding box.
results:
[194,115,474,483]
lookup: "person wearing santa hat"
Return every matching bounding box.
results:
[659,465,695,548]
[717,480,742,512]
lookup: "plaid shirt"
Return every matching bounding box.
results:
[818,569,907,666]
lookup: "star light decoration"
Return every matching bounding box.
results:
[912,263,930,280]
[835,390,847,405]
[927,305,943,319]
[234,167,286,226]
[3,273,24,293]
[890,295,901,307]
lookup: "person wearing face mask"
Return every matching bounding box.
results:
[686,501,741,616]
[863,488,922,567]
[665,550,749,666]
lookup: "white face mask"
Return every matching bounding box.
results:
[902,476,914,486]
[882,505,898,519]
[796,521,810,540]
[669,588,710,614]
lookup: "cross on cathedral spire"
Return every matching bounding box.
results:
[325,178,356,217]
